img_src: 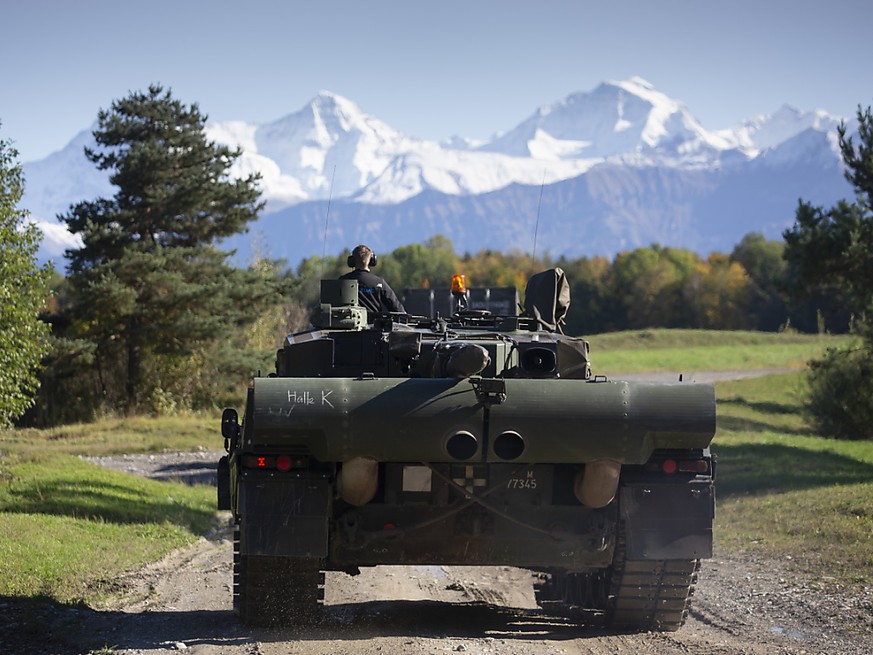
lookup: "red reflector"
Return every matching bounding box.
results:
[678,460,709,474]
[256,456,267,468]
[383,523,396,531]
[276,455,292,471]
[662,459,678,474]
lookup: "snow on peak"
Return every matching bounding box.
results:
[480,77,726,160]
[307,91,378,136]
[611,76,661,102]
[206,91,414,205]
[717,104,843,155]
[313,89,346,104]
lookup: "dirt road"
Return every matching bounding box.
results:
[5,446,863,655]
[27,519,868,655]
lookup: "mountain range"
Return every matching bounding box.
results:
[22,77,853,266]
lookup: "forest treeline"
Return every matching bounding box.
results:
[287,230,846,339]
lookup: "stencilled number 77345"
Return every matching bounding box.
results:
[507,469,537,489]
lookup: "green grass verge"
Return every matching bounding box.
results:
[588,328,848,374]
[0,418,218,603]
[713,373,873,584]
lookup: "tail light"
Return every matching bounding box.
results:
[241,454,309,470]
[649,457,710,476]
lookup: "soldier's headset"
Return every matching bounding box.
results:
[347,252,377,267]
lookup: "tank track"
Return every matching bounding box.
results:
[534,569,610,617]
[605,527,699,632]
[606,559,700,631]
[233,525,325,626]
[534,527,699,632]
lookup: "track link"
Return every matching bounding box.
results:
[606,528,699,632]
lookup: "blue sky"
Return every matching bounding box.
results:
[2,0,872,162]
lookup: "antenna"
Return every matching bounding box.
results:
[532,170,546,265]
[319,164,337,278]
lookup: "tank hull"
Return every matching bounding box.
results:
[220,301,717,631]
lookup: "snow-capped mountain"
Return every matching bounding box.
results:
[717,104,842,156]
[207,90,598,209]
[480,77,731,163]
[208,92,416,207]
[21,78,852,266]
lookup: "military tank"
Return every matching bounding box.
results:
[218,269,716,631]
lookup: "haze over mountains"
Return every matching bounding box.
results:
[22,77,852,265]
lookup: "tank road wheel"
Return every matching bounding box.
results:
[233,526,325,627]
[605,529,700,632]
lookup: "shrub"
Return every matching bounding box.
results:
[806,342,873,440]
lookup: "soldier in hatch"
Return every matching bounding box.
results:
[340,244,406,315]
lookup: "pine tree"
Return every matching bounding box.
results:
[784,104,873,439]
[784,105,873,320]
[0,129,51,426]
[62,85,283,411]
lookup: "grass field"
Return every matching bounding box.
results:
[8,414,218,458]
[0,329,869,604]
[587,328,849,374]
[712,373,873,584]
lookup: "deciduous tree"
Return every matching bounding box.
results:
[0,130,51,426]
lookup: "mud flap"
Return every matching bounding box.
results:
[620,481,714,560]
[239,474,331,557]
[217,456,231,510]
